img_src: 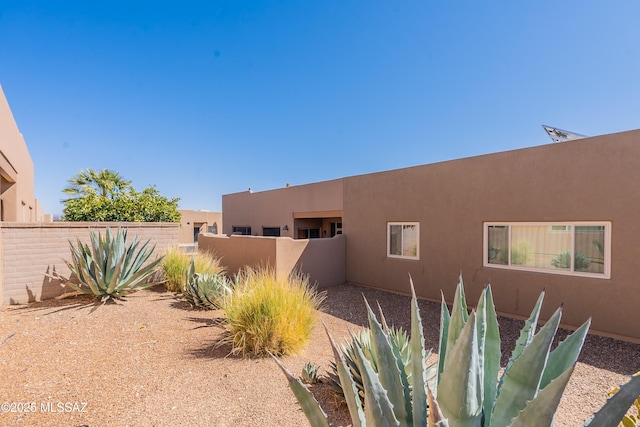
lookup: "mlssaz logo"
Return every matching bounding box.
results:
[40,402,88,413]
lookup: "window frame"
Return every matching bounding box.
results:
[232,226,252,235]
[262,226,281,237]
[483,221,611,279]
[387,222,420,260]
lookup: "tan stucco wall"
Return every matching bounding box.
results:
[178,210,222,244]
[343,129,640,342]
[295,234,346,289]
[222,179,343,237]
[199,234,278,275]
[0,85,41,222]
[198,233,345,288]
[0,222,179,305]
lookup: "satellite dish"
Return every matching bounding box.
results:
[542,125,587,143]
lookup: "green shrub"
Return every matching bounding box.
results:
[53,228,162,301]
[161,247,225,293]
[183,259,232,309]
[63,186,181,222]
[275,274,640,427]
[221,267,325,356]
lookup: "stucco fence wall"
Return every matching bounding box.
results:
[0,222,179,305]
[198,233,345,289]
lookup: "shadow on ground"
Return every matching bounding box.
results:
[4,293,112,315]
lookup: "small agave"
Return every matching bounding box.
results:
[182,258,231,309]
[302,362,320,385]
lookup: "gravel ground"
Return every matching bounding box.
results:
[0,282,638,427]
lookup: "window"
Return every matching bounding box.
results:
[387,222,419,259]
[298,228,320,239]
[262,227,281,237]
[232,226,252,235]
[484,222,610,278]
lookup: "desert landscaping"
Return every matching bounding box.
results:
[1,282,638,427]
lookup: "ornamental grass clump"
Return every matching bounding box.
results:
[54,228,162,302]
[161,246,225,293]
[221,267,325,357]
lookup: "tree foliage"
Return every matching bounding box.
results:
[62,169,181,222]
[63,168,132,201]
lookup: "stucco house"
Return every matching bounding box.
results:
[208,128,640,343]
[0,85,43,222]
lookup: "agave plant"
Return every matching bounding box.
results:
[326,323,415,404]
[274,274,640,427]
[302,362,321,385]
[54,228,162,301]
[182,258,231,309]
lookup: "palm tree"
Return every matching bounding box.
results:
[62,168,132,201]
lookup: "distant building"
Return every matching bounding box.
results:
[222,179,342,239]
[0,85,43,222]
[178,209,222,244]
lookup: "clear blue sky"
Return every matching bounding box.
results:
[1,1,639,214]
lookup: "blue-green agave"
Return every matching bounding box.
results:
[302,362,321,385]
[55,228,162,301]
[274,274,640,427]
[182,258,232,309]
[326,322,415,404]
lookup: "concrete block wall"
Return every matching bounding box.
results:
[0,222,179,305]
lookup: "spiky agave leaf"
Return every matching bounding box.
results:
[443,274,469,371]
[271,355,330,427]
[476,285,501,427]
[498,290,545,391]
[409,276,429,427]
[539,318,591,390]
[326,328,371,402]
[364,297,412,423]
[437,289,451,387]
[437,310,484,426]
[326,323,365,427]
[491,306,563,427]
[327,326,412,405]
[509,365,575,427]
[583,373,640,427]
[351,333,400,427]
